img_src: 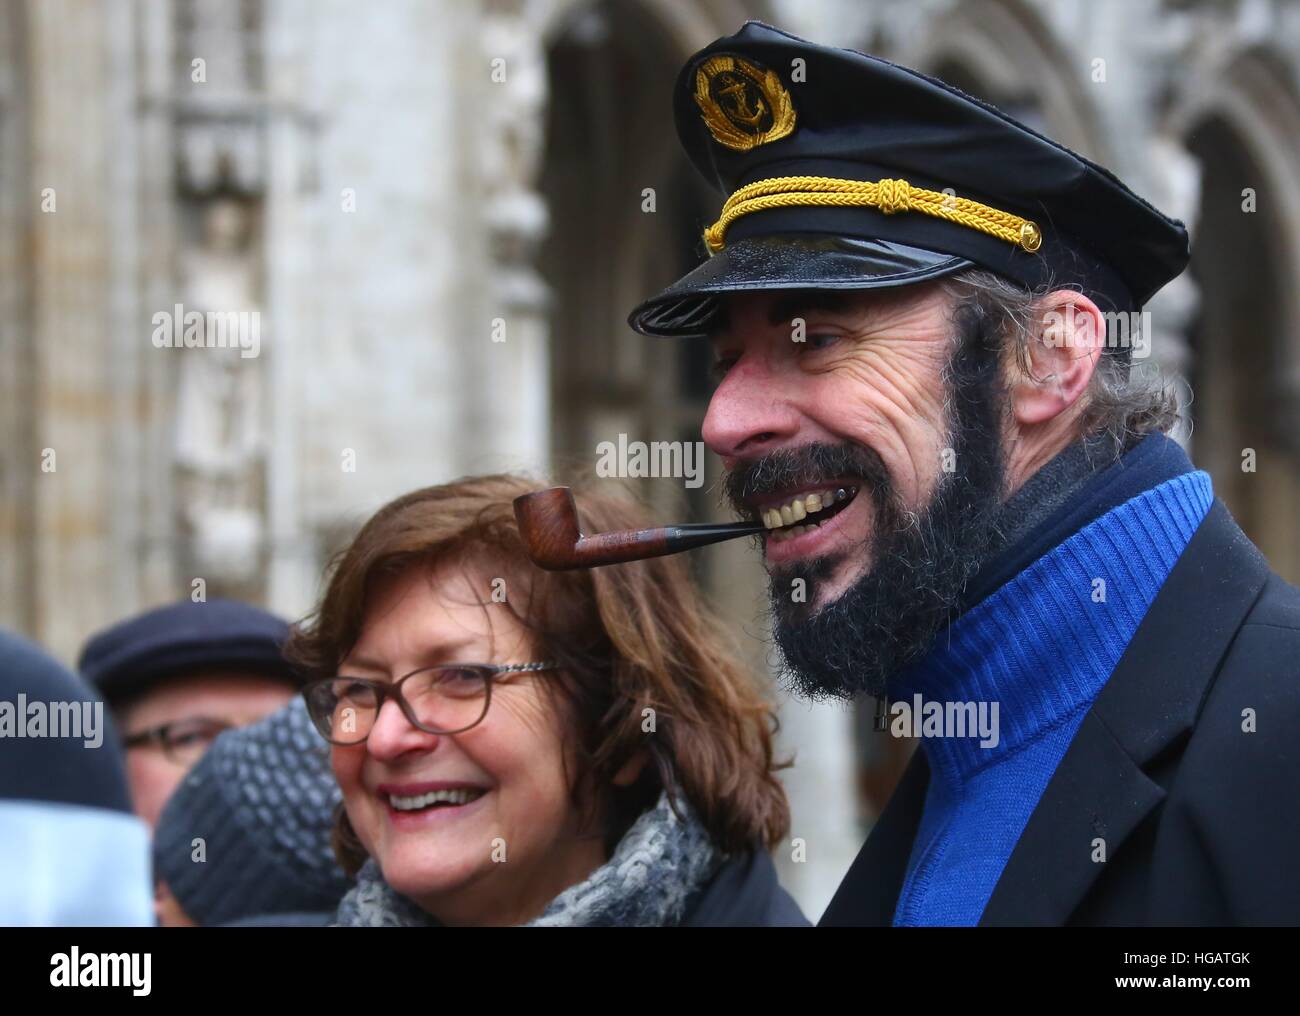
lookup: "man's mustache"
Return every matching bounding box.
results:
[721,442,895,518]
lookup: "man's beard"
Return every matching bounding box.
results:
[723,301,1008,701]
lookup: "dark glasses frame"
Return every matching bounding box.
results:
[122,716,233,765]
[300,661,558,745]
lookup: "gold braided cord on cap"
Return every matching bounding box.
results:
[703,175,1043,255]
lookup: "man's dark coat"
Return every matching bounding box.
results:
[821,500,1300,926]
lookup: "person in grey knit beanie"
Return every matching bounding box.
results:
[152,696,354,926]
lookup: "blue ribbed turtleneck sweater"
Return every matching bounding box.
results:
[889,469,1214,927]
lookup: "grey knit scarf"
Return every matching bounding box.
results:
[333,791,722,927]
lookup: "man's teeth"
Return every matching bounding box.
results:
[761,488,851,532]
[388,788,484,811]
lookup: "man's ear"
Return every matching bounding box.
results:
[1010,289,1105,427]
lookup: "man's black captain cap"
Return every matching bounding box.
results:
[628,21,1190,339]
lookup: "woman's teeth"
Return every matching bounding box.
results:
[761,487,854,541]
[388,788,484,812]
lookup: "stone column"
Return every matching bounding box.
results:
[263,0,317,618]
[0,1,35,633]
[25,0,115,660]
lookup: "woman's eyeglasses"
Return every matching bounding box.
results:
[300,662,558,745]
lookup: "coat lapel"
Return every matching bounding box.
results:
[979,500,1271,925]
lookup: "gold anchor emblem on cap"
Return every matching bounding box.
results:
[694,54,796,152]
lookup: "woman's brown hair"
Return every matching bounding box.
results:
[285,473,791,875]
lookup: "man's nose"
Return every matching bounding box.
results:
[365,697,440,760]
[702,355,801,462]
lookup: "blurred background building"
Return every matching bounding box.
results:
[3,0,1299,919]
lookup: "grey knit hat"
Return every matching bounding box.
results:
[152,696,354,926]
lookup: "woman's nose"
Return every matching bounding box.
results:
[364,697,439,759]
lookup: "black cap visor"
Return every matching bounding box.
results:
[628,233,973,337]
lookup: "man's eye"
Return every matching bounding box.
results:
[169,730,214,749]
[805,333,842,351]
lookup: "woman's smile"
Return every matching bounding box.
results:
[376,780,492,828]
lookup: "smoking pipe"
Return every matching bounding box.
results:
[512,486,764,570]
